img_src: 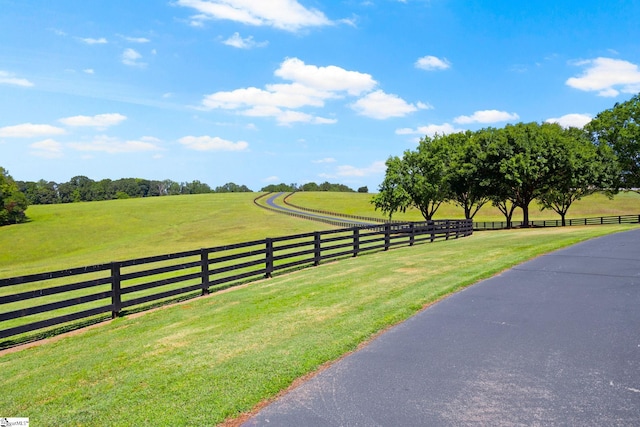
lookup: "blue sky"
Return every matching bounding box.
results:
[2,0,640,191]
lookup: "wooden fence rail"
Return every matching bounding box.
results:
[473,214,640,230]
[0,220,473,345]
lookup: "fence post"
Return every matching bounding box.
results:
[619,215,622,224]
[430,221,435,242]
[200,248,210,296]
[353,227,360,257]
[111,262,122,319]
[445,220,451,240]
[265,238,273,278]
[314,232,321,266]
[409,223,415,246]
[384,223,391,251]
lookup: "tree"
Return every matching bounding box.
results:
[0,167,28,225]
[538,127,619,225]
[484,123,564,226]
[586,93,640,190]
[357,186,368,193]
[372,156,412,220]
[214,182,252,193]
[445,131,491,219]
[373,135,451,221]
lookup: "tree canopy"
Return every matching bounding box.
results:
[373,121,620,225]
[0,167,28,225]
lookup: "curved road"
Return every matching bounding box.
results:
[244,229,640,426]
[263,192,375,226]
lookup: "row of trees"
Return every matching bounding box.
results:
[260,182,366,193]
[14,177,252,205]
[373,93,640,226]
[373,122,619,226]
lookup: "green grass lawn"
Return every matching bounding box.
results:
[0,193,334,278]
[0,224,635,426]
[288,190,640,222]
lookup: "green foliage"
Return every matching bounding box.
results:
[357,186,368,193]
[261,181,354,193]
[0,167,28,226]
[586,92,640,190]
[372,156,412,220]
[214,182,252,193]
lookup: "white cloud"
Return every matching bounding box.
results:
[0,123,66,138]
[0,71,34,87]
[176,0,332,32]
[122,36,150,43]
[30,139,63,158]
[202,58,375,125]
[79,37,108,44]
[396,123,465,137]
[312,157,336,164]
[415,55,451,71]
[566,57,640,97]
[222,32,268,49]
[83,69,95,74]
[545,113,592,129]
[453,110,519,124]
[275,57,376,96]
[68,135,162,154]
[122,48,145,67]
[59,113,127,128]
[351,90,421,119]
[178,135,249,151]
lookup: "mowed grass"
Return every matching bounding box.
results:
[289,190,640,222]
[0,193,334,278]
[0,224,635,426]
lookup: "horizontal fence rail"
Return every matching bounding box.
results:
[473,214,640,230]
[0,219,473,346]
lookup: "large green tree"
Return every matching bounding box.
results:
[586,93,640,190]
[538,127,619,225]
[371,156,412,220]
[0,167,28,225]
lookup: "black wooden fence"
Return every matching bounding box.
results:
[473,214,640,230]
[0,220,473,345]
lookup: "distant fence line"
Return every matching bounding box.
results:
[0,219,473,346]
[473,214,640,230]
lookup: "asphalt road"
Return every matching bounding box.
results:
[243,228,640,426]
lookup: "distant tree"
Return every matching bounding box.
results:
[586,93,640,191]
[214,182,252,193]
[357,186,368,193]
[181,180,212,194]
[301,182,320,192]
[0,167,28,225]
[260,183,297,192]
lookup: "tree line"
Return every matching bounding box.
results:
[372,113,635,226]
[260,182,366,193]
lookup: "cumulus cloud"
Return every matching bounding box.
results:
[222,32,268,49]
[351,90,424,119]
[176,0,332,31]
[178,135,249,151]
[122,48,145,67]
[30,139,64,158]
[566,57,640,97]
[415,55,451,71]
[83,69,95,74]
[336,161,386,177]
[0,123,66,138]
[396,123,465,137]
[0,70,34,87]
[453,110,519,124]
[122,35,150,43]
[68,135,162,153]
[59,113,127,128]
[275,57,376,96]
[545,113,592,129]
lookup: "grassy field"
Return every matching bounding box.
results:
[0,193,335,278]
[0,224,635,426]
[288,190,640,222]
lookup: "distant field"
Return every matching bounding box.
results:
[2,191,639,278]
[288,191,640,222]
[0,193,333,278]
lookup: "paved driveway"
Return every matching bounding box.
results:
[243,229,640,426]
